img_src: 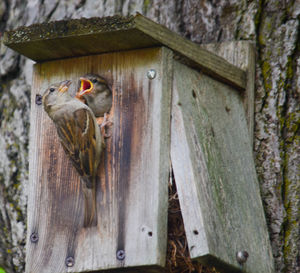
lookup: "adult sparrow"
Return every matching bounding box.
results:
[43,80,107,227]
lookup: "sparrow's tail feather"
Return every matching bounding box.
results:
[82,177,97,227]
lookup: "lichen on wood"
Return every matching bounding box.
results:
[4,15,135,43]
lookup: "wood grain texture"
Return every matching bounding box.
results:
[3,14,246,91]
[26,47,171,273]
[135,15,246,91]
[170,60,274,273]
[200,41,255,147]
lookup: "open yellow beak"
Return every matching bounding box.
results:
[76,77,94,98]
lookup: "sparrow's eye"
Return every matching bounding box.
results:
[49,88,55,92]
[92,79,98,83]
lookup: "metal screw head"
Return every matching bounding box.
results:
[147,69,156,80]
[35,94,43,105]
[65,256,74,267]
[30,232,39,243]
[116,249,125,260]
[236,250,249,264]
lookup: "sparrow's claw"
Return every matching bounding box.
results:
[100,113,113,138]
[96,117,104,125]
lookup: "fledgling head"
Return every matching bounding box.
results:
[76,74,111,98]
[42,80,71,114]
[76,74,112,117]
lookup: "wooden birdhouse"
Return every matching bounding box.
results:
[4,14,274,273]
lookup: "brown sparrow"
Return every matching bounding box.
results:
[42,80,108,227]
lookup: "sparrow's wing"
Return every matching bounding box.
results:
[56,108,98,182]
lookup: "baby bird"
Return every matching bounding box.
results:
[43,80,106,227]
[76,73,112,118]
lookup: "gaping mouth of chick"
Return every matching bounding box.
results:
[77,77,94,97]
[58,80,71,93]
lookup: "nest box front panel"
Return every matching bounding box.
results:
[27,47,171,273]
[171,61,274,273]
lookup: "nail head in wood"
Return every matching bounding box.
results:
[35,94,42,105]
[147,69,156,79]
[116,250,125,261]
[65,256,75,267]
[236,250,249,264]
[30,232,38,243]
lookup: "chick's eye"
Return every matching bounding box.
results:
[92,79,98,83]
[49,88,55,92]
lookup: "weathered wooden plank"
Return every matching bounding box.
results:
[134,15,246,91]
[201,41,255,146]
[171,60,274,273]
[3,14,246,90]
[27,47,171,273]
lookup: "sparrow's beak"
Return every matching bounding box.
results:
[77,77,94,97]
[58,80,71,93]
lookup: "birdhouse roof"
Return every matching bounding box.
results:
[3,13,245,90]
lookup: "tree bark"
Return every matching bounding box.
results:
[0,1,299,272]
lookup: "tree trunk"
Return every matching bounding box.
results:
[0,1,298,272]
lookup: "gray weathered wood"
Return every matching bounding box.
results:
[201,41,255,146]
[27,47,171,273]
[3,14,246,91]
[170,60,274,273]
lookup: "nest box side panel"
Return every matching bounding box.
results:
[171,61,274,273]
[200,41,255,147]
[26,47,171,273]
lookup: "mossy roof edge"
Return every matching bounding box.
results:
[3,15,136,44]
[3,13,246,90]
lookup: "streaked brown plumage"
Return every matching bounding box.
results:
[42,80,105,227]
